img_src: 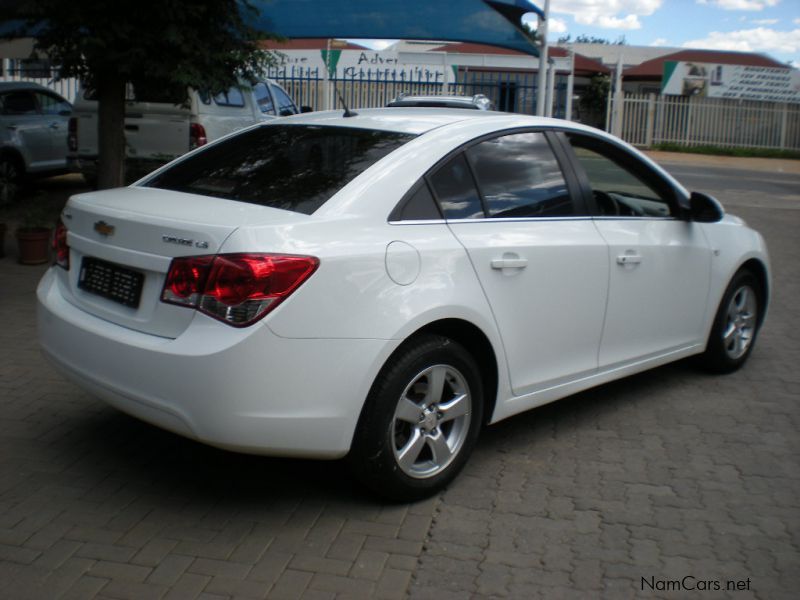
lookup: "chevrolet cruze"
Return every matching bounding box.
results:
[37,108,770,500]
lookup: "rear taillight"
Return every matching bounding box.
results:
[161,253,318,327]
[53,219,69,269]
[189,123,207,149]
[68,117,77,152]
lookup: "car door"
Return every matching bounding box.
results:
[561,132,711,368]
[432,131,610,396]
[32,90,72,169]
[0,89,52,171]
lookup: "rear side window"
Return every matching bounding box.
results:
[146,124,415,214]
[213,87,245,107]
[270,84,298,116]
[35,91,71,115]
[428,154,484,219]
[253,82,275,115]
[466,132,572,218]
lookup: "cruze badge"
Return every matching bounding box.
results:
[162,235,209,249]
[94,221,115,236]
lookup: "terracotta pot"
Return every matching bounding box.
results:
[16,227,51,265]
[0,222,6,259]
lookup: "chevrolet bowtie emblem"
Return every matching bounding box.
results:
[94,221,115,236]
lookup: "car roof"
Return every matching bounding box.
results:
[0,81,53,92]
[277,107,528,135]
[273,108,690,206]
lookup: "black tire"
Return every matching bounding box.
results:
[0,155,23,206]
[697,269,763,374]
[349,334,484,502]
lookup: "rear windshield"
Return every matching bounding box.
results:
[145,124,416,214]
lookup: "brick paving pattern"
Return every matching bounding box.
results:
[1,159,798,598]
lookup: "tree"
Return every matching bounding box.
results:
[17,0,276,189]
[578,74,610,129]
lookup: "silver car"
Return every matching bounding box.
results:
[0,82,72,203]
[387,93,495,110]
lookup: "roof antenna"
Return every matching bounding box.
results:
[336,87,358,118]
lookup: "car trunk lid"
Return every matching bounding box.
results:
[60,186,301,338]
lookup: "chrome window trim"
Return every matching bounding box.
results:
[389,216,596,225]
[388,215,680,226]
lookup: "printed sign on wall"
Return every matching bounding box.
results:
[274,49,447,81]
[661,61,800,103]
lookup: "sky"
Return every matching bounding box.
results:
[353,0,800,67]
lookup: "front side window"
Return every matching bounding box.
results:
[1,91,37,115]
[566,133,675,218]
[466,132,571,218]
[146,124,415,214]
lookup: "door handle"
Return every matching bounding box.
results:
[617,254,642,265]
[491,257,528,270]
[49,122,60,129]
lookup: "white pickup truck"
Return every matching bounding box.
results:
[68,79,307,183]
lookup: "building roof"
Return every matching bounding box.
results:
[428,42,609,75]
[258,38,368,51]
[624,49,789,79]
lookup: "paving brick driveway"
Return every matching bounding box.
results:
[1,156,798,599]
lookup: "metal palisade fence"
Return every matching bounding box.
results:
[0,69,81,103]
[268,65,568,116]
[616,93,800,151]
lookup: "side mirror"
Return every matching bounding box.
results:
[689,191,724,223]
[300,105,313,113]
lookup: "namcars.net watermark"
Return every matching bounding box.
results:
[642,576,752,593]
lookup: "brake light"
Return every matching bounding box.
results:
[53,219,69,269]
[68,117,77,152]
[161,253,318,327]
[189,123,207,149]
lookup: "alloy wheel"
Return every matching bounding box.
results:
[391,364,472,479]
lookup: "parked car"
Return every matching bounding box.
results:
[388,93,495,110]
[0,82,72,203]
[68,79,308,183]
[38,109,769,500]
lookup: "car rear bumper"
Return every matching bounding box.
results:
[37,268,394,458]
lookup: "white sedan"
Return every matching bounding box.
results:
[37,109,770,500]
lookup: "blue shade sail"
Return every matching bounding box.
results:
[0,1,543,56]
[251,0,542,57]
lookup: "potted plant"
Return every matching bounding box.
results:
[16,200,55,265]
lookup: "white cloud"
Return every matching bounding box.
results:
[753,18,779,25]
[696,0,780,11]
[551,0,661,30]
[650,38,669,46]
[682,27,800,54]
[794,18,800,25]
[548,17,568,34]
